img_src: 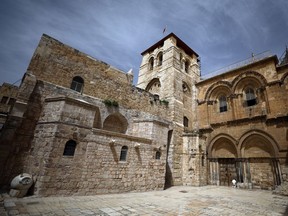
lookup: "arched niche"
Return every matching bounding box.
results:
[145,78,161,95]
[103,112,128,134]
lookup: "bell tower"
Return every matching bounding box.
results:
[137,33,200,126]
[137,33,201,186]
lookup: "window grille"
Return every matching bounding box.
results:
[120,146,128,161]
[219,95,227,112]
[245,88,257,106]
[70,76,84,93]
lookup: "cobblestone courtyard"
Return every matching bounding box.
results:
[1,186,288,216]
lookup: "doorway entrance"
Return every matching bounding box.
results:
[218,158,237,186]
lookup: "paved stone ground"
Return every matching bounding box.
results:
[1,186,288,216]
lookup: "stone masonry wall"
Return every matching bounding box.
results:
[14,79,170,196]
[196,57,288,190]
[29,124,166,196]
[26,34,170,117]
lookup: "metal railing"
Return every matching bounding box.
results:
[201,51,272,80]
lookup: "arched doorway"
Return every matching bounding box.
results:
[208,131,281,189]
[208,135,238,186]
[239,132,281,189]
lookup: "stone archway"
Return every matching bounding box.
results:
[208,135,238,186]
[239,132,281,189]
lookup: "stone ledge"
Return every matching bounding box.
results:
[92,128,153,144]
[45,96,97,110]
[133,119,170,127]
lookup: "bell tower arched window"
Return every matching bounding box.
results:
[219,95,227,112]
[180,53,183,69]
[157,52,163,66]
[185,60,190,73]
[71,76,84,93]
[149,57,154,70]
[245,88,257,106]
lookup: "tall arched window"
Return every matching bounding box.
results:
[63,140,77,156]
[219,95,227,112]
[179,53,183,69]
[149,57,154,70]
[185,60,190,73]
[245,88,257,106]
[120,146,128,161]
[183,116,189,127]
[70,76,84,93]
[157,52,163,66]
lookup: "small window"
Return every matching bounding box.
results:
[183,116,189,127]
[219,95,227,112]
[120,146,128,161]
[1,96,9,104]
[70,76,84,93]
[245,88,257,106]
[157,52,163,66]
[63,140,77,156]
[8,98,16,106]
[149,57,154,70]
[201,155,205,166]
[156,151,161,159]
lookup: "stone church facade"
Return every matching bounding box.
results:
[0,33,287,196]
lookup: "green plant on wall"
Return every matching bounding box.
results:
[160,99,169,106]
[103,99,118,107]
[111,100,119,107]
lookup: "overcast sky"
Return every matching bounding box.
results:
[1,0,287,85]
